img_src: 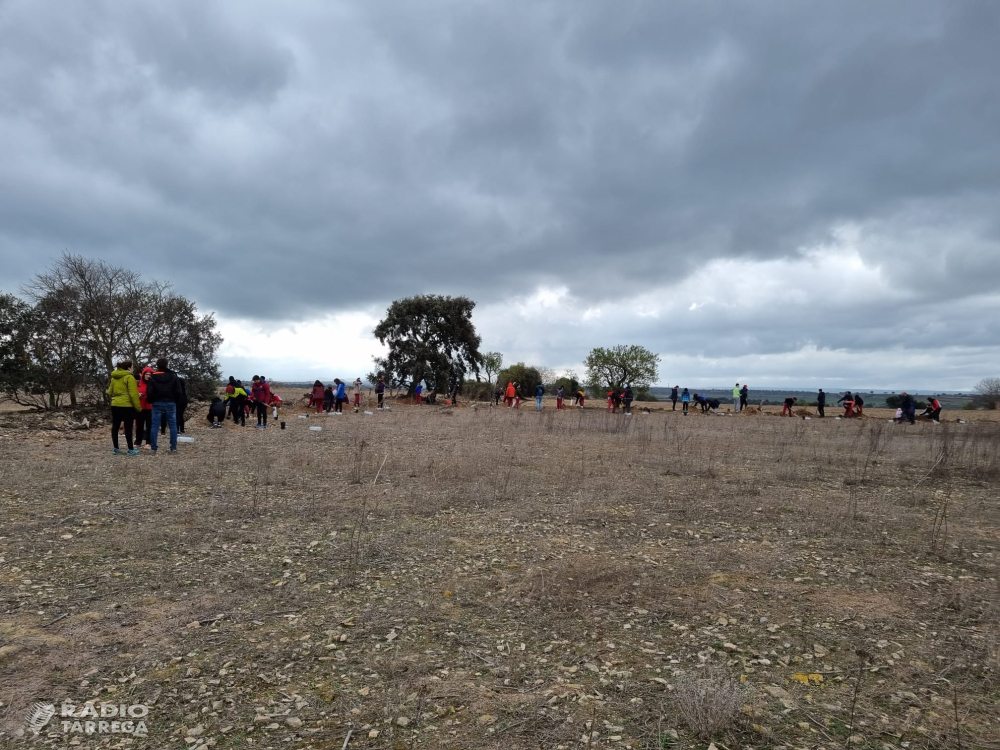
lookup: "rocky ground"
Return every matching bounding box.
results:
[0,395,997,749]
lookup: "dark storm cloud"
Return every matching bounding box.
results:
[0,0,998,362]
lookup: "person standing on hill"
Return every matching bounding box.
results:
[681,387,691,414]
[817,389,826,418]
[376,377,386,409]
[323,384,334,413]
[534,383,545,411]
[147,358,184,453]
[107,360,142,455]
[334,378,347,413]
[732,383,741,412]
[162,375,189,435]
[854,392,865,415]
[134,367,154,449]
[556,386,565,410]
[352,378,363,411]
[512,382,522,408]
[670,385,679,410]
[505,381,516,407]
[414,382,423,404]
[740,384,749,411]
[251,375,271,427]
[900,392,917,424]
[230,380,248,425]
[782,396,797,417]
[622,385,634,415]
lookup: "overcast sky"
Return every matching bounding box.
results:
[1,0,998,390]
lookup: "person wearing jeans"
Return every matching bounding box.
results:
[151,401,178,452]
[535,383,544,411]
[732,383,741,412]
[147,357,184,452]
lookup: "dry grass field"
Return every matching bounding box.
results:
[1,392,998,749]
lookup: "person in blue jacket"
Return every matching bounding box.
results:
[334,378,347,413]
[680,388,691,414]
[535,383,545,411]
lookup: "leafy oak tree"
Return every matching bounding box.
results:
[584,344,660,396]
[371,295,483,395]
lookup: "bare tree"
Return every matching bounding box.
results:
[974,377,1000,410]
[481,351,503,385]
[21,253,222,403]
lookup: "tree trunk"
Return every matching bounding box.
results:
[70,389,77,406]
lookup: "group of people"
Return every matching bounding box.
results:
[492,382,590,411]
[106,358,187,454]
[308,378,364,414]
[210,375,282,428]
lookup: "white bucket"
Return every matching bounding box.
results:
[309,426,322,431]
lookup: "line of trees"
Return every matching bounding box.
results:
[367,294,661,400]
[0,254,222,410]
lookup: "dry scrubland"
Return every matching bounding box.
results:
[0,393,998,750]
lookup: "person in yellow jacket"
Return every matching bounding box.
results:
[225,380,249,426]
[732,382,742,413]
[107,360,142,455]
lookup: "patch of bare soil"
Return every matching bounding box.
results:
[0,392,997,749]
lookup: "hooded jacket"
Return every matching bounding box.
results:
[505,382,516,399]
[251,380,271,404]
[147,368,184,404]
[336,382,346,399]
[208,398,227,419]
[107,369,142,410]
[137,368,154,410]
[732,385,740,399]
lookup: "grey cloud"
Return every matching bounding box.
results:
[0,0,998,383]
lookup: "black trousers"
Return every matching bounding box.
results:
[111,407,136,450]
[256,401,268,425]
[377,392,384,408]
[671,397,677,410]
[232,397,246,425]
[740,396,748,411]
[818,404,825,417]
[135,410,152,445]
[623,399,632,414]
[335,397,344,413]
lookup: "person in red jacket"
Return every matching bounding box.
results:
[134,367,154,448]
[921,397,942,423]
[311,381,325,413]
[251,375,272,427]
